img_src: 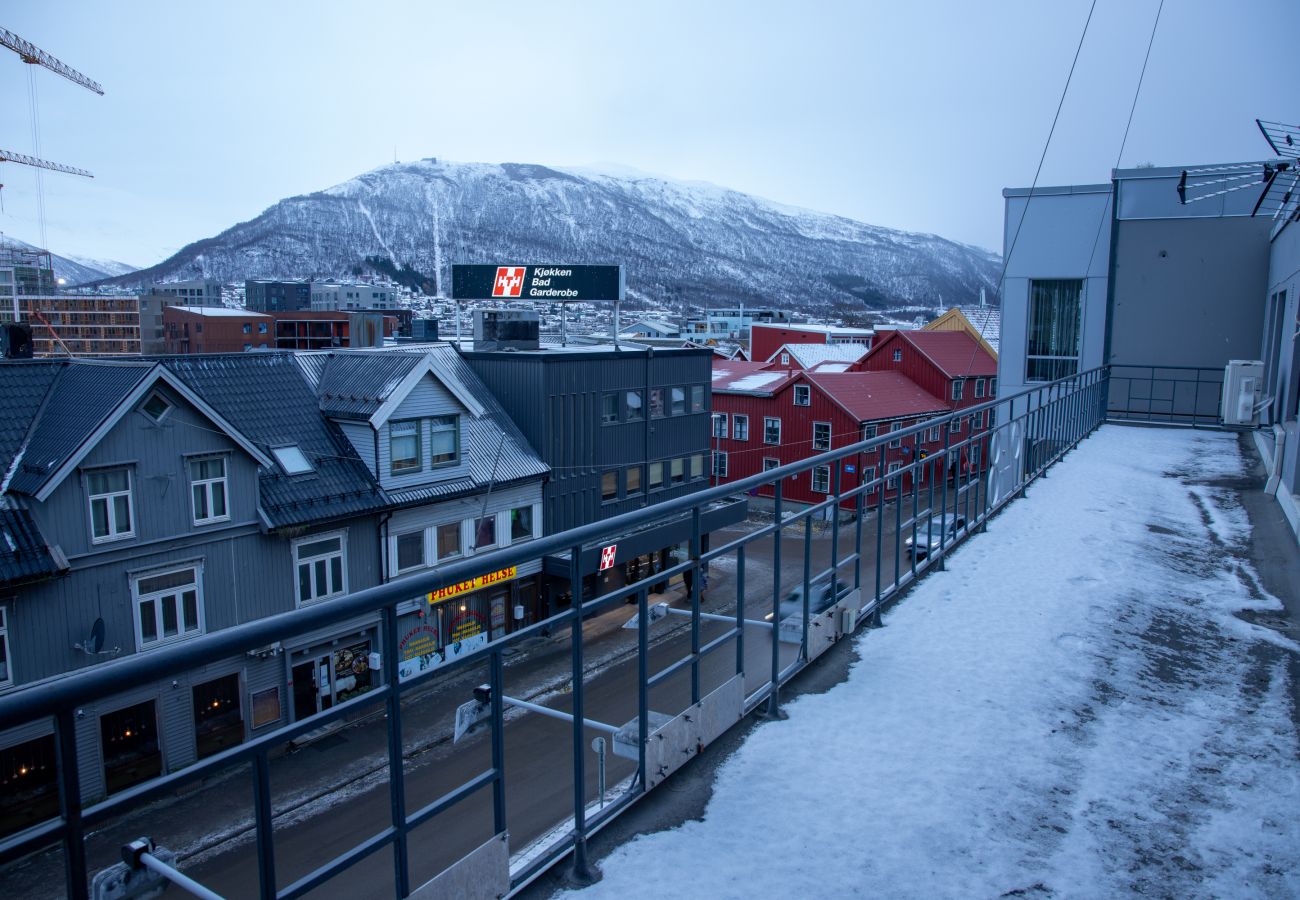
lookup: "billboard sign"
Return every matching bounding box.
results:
[452,264,624,302]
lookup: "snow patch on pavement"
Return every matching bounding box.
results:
[569,426,1300,899]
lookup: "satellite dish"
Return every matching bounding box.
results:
[89,617,105,654]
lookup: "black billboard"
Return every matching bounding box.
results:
[451,264,623,302]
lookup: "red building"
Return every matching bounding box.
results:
[749,323,875,363]
[163,307,275,354]
[710,328,997,510]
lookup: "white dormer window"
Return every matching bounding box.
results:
[430,415,459,466]
[390,420,421,474]
[780,352,790,365]
[892,348,902,362]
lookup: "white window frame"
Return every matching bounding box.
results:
[712,450,728,478]
[974,378,986,398]
[892,348,902,362]
[863,465,876,486]
[793,385,811,406]
[811,465,830,493]
[507,503,541,545]
[711,413,728,439]
[293,531,348,607]
[87,468,135,544]
[131,564,205,651]
[762,457,780,472]
[732,414,749,441]
[189,455,230,526]
[435,521,464,562]
[925,425,941,443]
[0,606,10,687]
[952,379,964,401]
[886,462,902,489]
[888,422,903,449]
[863,424,877,440]
[951,415,963,433]
[812,421,832,451]
[390,527,428,576]
[763,417,782,445]
[780,352,790,366]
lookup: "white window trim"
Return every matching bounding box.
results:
[711,413,728,439]
[812,421,832,451]
[389,527,429,577]
[506,502,542,545]
[892,348,902,362]
[131,563,205,651]
[886,462,902,488]
[952,379,964,401]
[732,414,749,441]
[793,385,811,406]
[888,422,903,449]
[974,378,986,398]
[712,450,728,478]
[762,457,780,472]
[293,530,348,607]
[763,417,782,445]
[87,468,135,545]
[812,464,830,493]
[189,455,230,526]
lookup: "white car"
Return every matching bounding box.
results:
[904,516,967,559]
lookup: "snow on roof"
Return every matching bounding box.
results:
[955,305,1001,352]
[773,342,871,368]
[580,426,1297,897]
[808,362,850,373]
[169,306,272,317]
[712,361,795,394]
[752,322,873,336]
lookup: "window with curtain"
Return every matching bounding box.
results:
[1026,279,1083,381]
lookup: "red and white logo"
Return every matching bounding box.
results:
[492,266,527,298]
[598,544,618,572]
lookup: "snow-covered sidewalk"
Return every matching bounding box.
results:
[570,426,1300,899]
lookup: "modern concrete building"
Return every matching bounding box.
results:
[245,280,311,313]
[310,282,400,311]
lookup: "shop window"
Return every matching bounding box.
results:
[793,385,811,406]
[712,414,728,439]
[294,532,347,606]
[193,673,244,760]
[625,389,643,421]
[670,458,685,485]
[626,466,643,495]
[690,385,706,413]
[733,415,749,441]
[648,462,664,490]
[189,455,229,525]
[395,530,425,573]
[474,516,497,550]
[390,420,421,474]
[812,422,831,451]
[763,417,781,445]
[436,522,462,560]
[101,701,161,795]
[601,392,619,425]
[133,566,203,650]
[509,505,535,543]
[0,734,58,839]
[601,471,618,501]
[87,467,134,543]
[812,465,830,493]
[670,387,686,415]
[250,687,281,730]
[690,454,705,480]
[650,389,665,418]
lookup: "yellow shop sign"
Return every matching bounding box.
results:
[426,566,517,604]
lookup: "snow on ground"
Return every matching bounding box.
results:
[570,426,1300,899]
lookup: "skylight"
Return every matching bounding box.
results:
[272,445,313,475]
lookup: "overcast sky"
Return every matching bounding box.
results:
[0,0,1292,267]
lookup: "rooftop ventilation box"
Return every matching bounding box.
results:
[1221,360,1264,427]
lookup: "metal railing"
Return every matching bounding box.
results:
[1106,364,1225,427]
[0,366,1115,899]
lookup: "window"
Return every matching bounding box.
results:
[87,468,134,543]
[243,344,253,352]
[892,348,902,362]
[133,565,203,649]
[812,422,831,451]
[670,387,686,415]
[780,352,790,365]
[432,522,461,561]
[863,424,877,440]
[390,420,421,474]
[712,451,728,478]
[1027,279,1082,381]
[952,416,963,433]
[509,506,535,543]
[712,413,728,439]
[140,392,171,422]
[650,389,665,418]
[294,533,346,605]
[258,322,268,334]
[970,445,983,467]
[474,516,497,549]
[0,607,10,687]
[601,471,618,501]
[691,385,706,413]
[601,393,619,425]
[886,462,902,489]
[888,422,903,448]
[925,425,941,443]
[793,385,811,406]
[812,465,830,493]
[952,379,964,401]
[430,416,459,466]
[189,456,229,525]
[972,411,984,430]
[670,458,684,485]
[242,322,251,334]
[626,466,643,495]
[626,390,643,421]
[733,415,749,441]
[763,457,780,472]
[763,417,781,445]
[690,454,705,480]
[975,378,986,398]
[395,530,425,573]
[649,462,664,490]
[193,673,243,760]
[863,465,876,485]
[273,445,313,474]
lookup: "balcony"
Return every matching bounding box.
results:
[0,368,1294,899]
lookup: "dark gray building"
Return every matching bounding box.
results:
[245,279,311,313]
[461,340,746,614]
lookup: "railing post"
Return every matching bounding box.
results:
[55,709,88,900]
[852,450,864,594]
[735,544,746,677]
[766,482,785,719]
[637,587,649,792]
[872,443,885,627]
[801,513,812,661]
[252,749,276,899]
[489,647,507,834]
[568,543,598,884]
[382,605,410,897]
[690,506,702,704]
[829,463,842,596]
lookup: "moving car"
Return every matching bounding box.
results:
[903,516,967,559]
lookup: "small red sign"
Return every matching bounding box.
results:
[598,544,618,572]
[492,266,527,298]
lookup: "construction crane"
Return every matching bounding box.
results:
[0,27,103,94]
[0,148,92,178]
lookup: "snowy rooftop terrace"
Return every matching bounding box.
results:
[571,425,1300,898]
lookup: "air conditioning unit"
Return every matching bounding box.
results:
[1221,360,1264,427]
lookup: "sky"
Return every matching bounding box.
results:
[0,0,1294,268]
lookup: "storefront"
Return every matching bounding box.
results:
[289,628,380,724]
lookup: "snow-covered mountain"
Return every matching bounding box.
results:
[99,160,999,313]
[0,236,137,287]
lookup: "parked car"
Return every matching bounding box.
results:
[904,516,967,559]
